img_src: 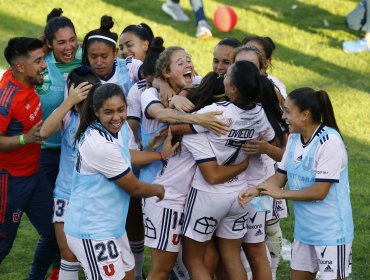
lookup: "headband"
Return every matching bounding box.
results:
[88,35,116,45]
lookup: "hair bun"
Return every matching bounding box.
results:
[47,8,63,22]
[150,37,165,52]
[100,15,114,31]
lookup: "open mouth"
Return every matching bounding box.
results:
[183,70,192,83]
[110,122,122,129]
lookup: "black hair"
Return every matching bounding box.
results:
[75,83,126,142]
[82,15,118,66]
[44,8,76,43]
[216,38,241,48]
[187,72,226,112]
[230,61,287,145]
[4,37,44,66]
[67,65,101,92]
[288,87,341,136]
[242,36,276,61]
[141,37,165,77]
[121,23,154,44]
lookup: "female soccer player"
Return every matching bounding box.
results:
[119,23,154,61]
[212,38,241,75]
[64,83,178,280]
[239,87,354,280]
[40,66,98,279]
[234,45,288,280]
[181,61,283,280]
[82,15,143,95]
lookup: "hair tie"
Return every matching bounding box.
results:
[213,93,226,99]
[88,35,116,45]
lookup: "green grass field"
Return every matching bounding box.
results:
[0,0,369,279]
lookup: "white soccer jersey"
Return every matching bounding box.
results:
[127,79,147,121]
[78,128,130,179]
[191,102,275,193]
[125,56,143,84]
[277,125,347,181]
[147,133,216,210]
[141,87,163,134]
[268,74,287,98]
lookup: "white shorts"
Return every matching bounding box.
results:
[291,240,352,280]
[242,203,266,244]
[66,233,135,280]
[266,198,289,221]
[52,198,69,223]
[144,201,183,252]
[182,187,249,242]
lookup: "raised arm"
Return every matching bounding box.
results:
[40,82,91,138]
[147,103,229,136]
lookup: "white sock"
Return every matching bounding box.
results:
[266,220,282,280]
[59,260,79,280]
[130,240,145,280]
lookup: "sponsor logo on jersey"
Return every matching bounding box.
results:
[321,246,327,258]
[324,265,333,273]
[249,212,258,223]
[29,102,41,121]
[227,128,255,139]
[255,229,263,236]
[248,224,262,230]
[319,260,333,265]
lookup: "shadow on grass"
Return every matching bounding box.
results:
[103,0,369,94]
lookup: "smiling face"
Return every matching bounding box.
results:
[282,97,307,134]
[212,44,235,75]
[163,49,193,92]
[94,95,127,134]
[47,27,78,64]
[119,31,149,61]
[17,48,47,87]
[87,41,116,78]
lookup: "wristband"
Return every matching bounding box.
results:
[158,152,164,161]
[19,134,26,145]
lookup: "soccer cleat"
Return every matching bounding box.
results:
[196,20,212,40]
[162,1,189,21]
[342,38,370,53]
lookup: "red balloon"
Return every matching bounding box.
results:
[213,6,238,32]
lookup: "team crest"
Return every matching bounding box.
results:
[13,209,22,223]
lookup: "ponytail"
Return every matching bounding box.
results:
[257,75,287,145]
[288,87,341,136]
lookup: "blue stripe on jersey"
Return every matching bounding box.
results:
[315,178,339,183]
[215,101,230,107]
[82,239,101,280]
[126,56,132,64]
[189,124,198,134]
[0,84,19,117]
[195,157,216,164]
[158,208,172,250]
[6,118,24,136]
[144,100,162,119]
[108,167,131,181]
[127,116,141,121]
[97,129,113,142]
[137,79,147,89]
[182,187,197,234]
[277,168,287,174]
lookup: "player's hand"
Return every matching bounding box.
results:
[160,127,180,159]
[238,187,259,208]
[169,95,195,112]
[155,78,176,108]
[258,181,282,199]
[145,127,168,151]
[197,111,230,136]
[67,82,92,106]
[155,184,165,202]
[24,120,43,144]
[242,133,269,156]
